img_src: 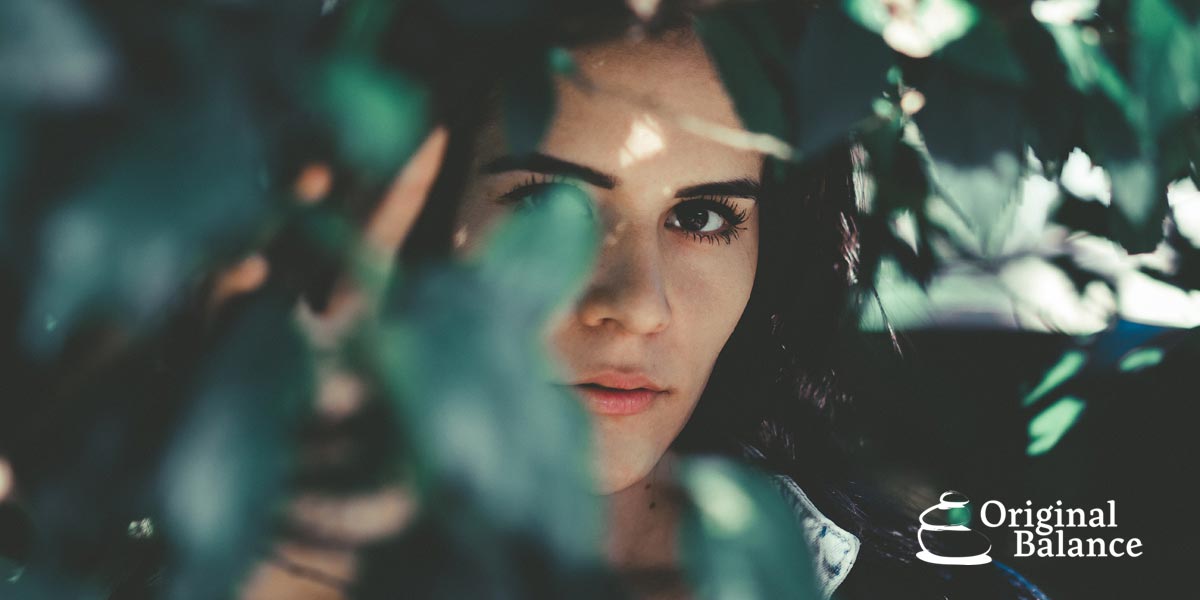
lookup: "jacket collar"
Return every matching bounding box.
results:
[739,443,860,599]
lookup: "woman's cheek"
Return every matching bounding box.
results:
[668,232,758,342]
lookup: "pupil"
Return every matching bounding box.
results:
[680,208,709,231]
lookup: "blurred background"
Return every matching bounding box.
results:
[1,1,1198,599]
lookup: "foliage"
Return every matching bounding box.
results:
[1,1,1198,599]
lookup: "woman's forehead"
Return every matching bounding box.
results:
[565,31,746,135]
[540,34,761,186]
[469,30,764,190]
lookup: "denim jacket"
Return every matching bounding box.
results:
[742,443,1050,600]
[738,443,859,599]
[769,472,860,599]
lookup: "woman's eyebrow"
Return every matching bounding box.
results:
[481,153,617,189]
[675,178,760,201]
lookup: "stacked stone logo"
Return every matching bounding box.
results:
[916,491,993,565]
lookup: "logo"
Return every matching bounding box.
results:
[918,491,1145,563]
[916,491,993,565]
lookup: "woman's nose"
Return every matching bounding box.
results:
[575,224,671,335]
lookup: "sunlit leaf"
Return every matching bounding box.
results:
[1031,0,1100,25]
[1027,395,1086,455]
[1023,349,1087,407]
[914,67,1024,253]
[1118,346,1166,371]
[843,0,978,58]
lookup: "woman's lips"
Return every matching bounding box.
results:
[570,373,665,416]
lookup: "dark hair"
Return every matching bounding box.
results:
[384,4,1045,599]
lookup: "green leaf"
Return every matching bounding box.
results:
[914,68,1024,253]
[318,56,430,182]
[792,8,896,158]
[1023,349,1087,407]
[159,292,313,600]
[859,119,933,215]
[1131,0,1200,137]
[22,103,273,359]
[843,0,978,57]
[1043,23,1134,116]
[0,0,115,108]
[1027,395,1087,455]
[1082,98,1168,253]
[678,458,820,600]
[695,4,789,142]
[373,185,602,564]
[334,0,403,54]
[1015,21,1085,171]
[938,12,1029,87]
[0,565,106,600]
[1118,346,1166,371]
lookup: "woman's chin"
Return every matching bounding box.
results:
[588,430,663,495]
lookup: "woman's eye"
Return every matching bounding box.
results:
[668,205,727,233]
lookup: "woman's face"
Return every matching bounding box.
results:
[454,32,762,494]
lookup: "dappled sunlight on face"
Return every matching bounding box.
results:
[454,30,762,495]
[618,114,665,168]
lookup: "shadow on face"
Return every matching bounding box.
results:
[453,28,764,494]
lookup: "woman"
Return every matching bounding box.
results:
[391,9,1049,600]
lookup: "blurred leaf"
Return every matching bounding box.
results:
[859,119,933,214]
[1043,23,1133,114]
[318,56,430,182]
[333,0,402,54]
[373,185,601,564]
[678,458,820,600]
[914,67,1024,253]
[0,564,106,600]
[1082,98,1168,253]
[1015,21,1085,172]
[1159,113,1200,181]
[938,12,1029,87]
[792,8,895,158]
[1023,349,1087,407]
[1027,395,1086,455]
[1131,0,1200,137]
[158,292,313,600]
[0,0,115,108]
[22,101,273,359]
[1118,346,1166,371]
[501,49,557,157]
[843,0,978,58]
[695,4,789,142]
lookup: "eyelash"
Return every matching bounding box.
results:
[496,175,750,245]
[673,195,749,245]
